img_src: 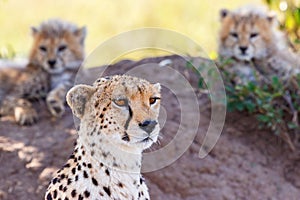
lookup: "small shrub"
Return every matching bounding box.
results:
[222,59,299,150]
[188,57,300,150]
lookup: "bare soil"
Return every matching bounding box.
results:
[1,55,300,200]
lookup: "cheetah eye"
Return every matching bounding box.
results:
[58,45,67,52]
[113,98,128,107]
[250,33,259,38]
[149,97,160,105]
[230,32,238,38]
[39,46,47,52]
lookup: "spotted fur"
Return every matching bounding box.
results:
[0,19,86,125]
[45,75,161,200]
[218,6,300,84]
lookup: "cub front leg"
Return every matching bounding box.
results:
[1,97,38,125]
[14,99,38,125]
[46,84,68,117]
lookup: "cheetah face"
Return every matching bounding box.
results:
[218,8,277,61]
[67,75,161,152]
[29,19,86,74]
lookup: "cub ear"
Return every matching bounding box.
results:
[267,11,277,24]
[220,9,229,20]
[31,26,39,37]
[66,84,95,119]
[74,26,87,45]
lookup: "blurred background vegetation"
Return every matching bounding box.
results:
[0,0,263,61]
[265,0,300,51]
[1,0,299,62]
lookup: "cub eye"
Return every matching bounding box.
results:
[149,97,160,105]
[39,46,47,52]
[230,32,238,38]
[250,33,259,38]
[113,98,128,107]
[58,45,67,52]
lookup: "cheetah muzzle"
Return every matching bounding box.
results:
[45,75,161,200]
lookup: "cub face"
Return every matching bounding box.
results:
[218,7,279,61]
[67,75,161,152]
[29,19,86,74]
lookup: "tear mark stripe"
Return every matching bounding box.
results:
[124,105,132,130]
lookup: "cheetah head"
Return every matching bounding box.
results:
[29,19,86,74]
[218,6,282,61]
[67,75,161,153]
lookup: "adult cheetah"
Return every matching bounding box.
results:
[45,75,161,200]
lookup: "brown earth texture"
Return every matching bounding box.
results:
[1,55,300,200]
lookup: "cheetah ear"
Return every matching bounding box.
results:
[153,83,161,92]
[74,26,87,45]
[267,11,277,24]
[220,9,229,20]
[66,84,95,119]
[31,26,39,37]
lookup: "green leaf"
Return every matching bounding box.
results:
[262,104,272,110]
[245,100,256,113]
[257,114,270,123]
[288,122,298,129]
[246,82,256,92]
[294,8,300,25]
[198,77,206,89]
[225,85,235,93]
[186,60,193,69]
[294,38,300,44]
[235,102,245,111]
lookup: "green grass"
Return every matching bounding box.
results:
[0,0,261,64]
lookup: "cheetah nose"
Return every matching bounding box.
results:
[48,59,57,68]
[139,120,157,134]
[239,46,248,54]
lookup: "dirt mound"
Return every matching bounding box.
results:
[1,55,300,200]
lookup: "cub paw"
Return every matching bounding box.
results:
[46,97,65,117]
[14,106,38,126]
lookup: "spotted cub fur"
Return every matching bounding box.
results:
[218,6,300,84]
[0,19,86,125]
[45,75,161,200]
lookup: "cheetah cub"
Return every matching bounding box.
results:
[0,19,86,125]
[218,6,300,84]
[45,75,161,200]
